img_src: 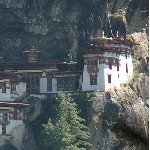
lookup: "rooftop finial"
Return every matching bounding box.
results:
[102,31,105,38]
[24,46,40,63]
[32,45,35,50]
[116,31,119,38]
[68,49,73,62]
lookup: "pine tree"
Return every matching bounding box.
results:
[40,93,92,150]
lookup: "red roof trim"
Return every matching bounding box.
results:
[0,101,30,106]
[0,61,65,65]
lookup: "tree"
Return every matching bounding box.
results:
[40,93,92,150]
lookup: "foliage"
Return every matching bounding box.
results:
[40,92,92,150]
[112,9,127,24]
[71,92,92,124]
[132,70,139,79]
[117,96,128,103]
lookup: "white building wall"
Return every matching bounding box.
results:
[104,52,133,90]
[82,62,105,91]
[18,82,26,97]
[119,54,128,83]
[98,64,105,91]
[0,89,11,101]
[104,64,118,90]
[11,82,26,101]
[82,47,133,92]
[40,78,47,93]
[128,54,133,77]
[52,78,57,93]
[0,120,24,135]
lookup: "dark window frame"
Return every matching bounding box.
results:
[88,58,98,65]
[126,52,128,59]
[2,85,6,93]
[109,60,112,70]
[117,61,119,71]
[90,74,97,85]
[47,77,52,92]
[26,75,40,94]
[108,75,111,83]
[126,63,128,73]
[57,77,76,91]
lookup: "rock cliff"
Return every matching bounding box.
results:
[0,0,148,61]
[0,0,148,150]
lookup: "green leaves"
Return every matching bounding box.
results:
[40,92,92,150]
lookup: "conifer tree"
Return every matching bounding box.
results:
[40,93,92,150]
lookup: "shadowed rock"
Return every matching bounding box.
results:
[0,140,19,150]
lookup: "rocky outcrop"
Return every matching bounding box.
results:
[0,0,106,61]
[89,88,148,150]
[0,0,148,150]
[0,0,148,61]
[0,140,19,150]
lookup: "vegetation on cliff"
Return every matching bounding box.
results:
[40,93,92,150]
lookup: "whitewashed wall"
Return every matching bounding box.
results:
[40,78,47,93]
[11,82,26,101]
[0,120,24,135]
[52,78,57,93]
[40,78,58,93]
[82,59,105,91]
[104,51,133,90]
[82,45,133,91]
[17,82,26,97]
[0,89,11,101]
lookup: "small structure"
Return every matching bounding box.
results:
[0,56,81,96]
[0,37,135,97]
[0,78,26,102]
[0,80,11,101]
[82,37,134,91]
[24,46,40,63]
[0,101,29,135]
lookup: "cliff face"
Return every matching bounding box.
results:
[0,0,148,61]
[0,0,106,61]
[0,0,149,150]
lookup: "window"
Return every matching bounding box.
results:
[3,112,9,123]
[90,74,97,85]
[126,52,128,59]
[118,74,119,78]
[26,75,40,94]
[13,109,18,120]
[109,61,112,70]
[2,85,6,93]
[126,63,128,73]
[2,125,6,135]
[0,113,2,123]
[108,75,111,83]
[47,77,52,92]
[88,58,98,65]
[117,60,119,71]
[11,83,17,94]
[57,77,76,91]
[94,60,97,65]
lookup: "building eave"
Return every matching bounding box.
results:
[0,101,30,106]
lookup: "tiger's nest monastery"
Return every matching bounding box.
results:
[0,31,136,135]
[0,36,135,98]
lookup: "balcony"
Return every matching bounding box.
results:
[87,65,99,72]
